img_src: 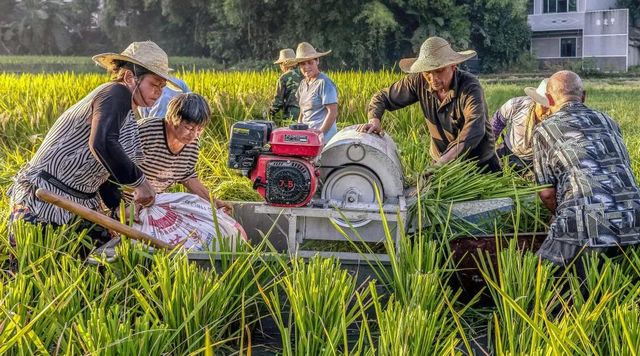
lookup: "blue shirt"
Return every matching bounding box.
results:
[139,77,190,118]
[297,72,338,142]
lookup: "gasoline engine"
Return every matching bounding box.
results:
[228,121,322,207]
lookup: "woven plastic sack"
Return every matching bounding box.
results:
[134,192,247,251]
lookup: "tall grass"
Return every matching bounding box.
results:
[261,256,374,355]
[0,222,271,354]
[1,71,639,353]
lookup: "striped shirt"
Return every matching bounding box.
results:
[123,117,199,202]
[8,82,144,225]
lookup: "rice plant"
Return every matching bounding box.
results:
[261,256,374,355]
[1,70,640,353]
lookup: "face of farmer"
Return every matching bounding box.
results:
[422,64,456,93]
[298,58,320,80]
[168,120,205,146]
[128,73,166,108]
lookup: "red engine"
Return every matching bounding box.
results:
[228,122,322,207]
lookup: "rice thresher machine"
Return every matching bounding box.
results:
[227,121,514,260]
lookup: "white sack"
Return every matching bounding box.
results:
[134,192,247,251]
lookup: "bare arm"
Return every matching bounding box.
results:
[182,177,210,201]
[319,103,338,134]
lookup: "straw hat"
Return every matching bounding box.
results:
[92,41,182,91]
[274,48,296,65]
[292,42,332,63]
[524,79,550,107]
[399,36,476,73]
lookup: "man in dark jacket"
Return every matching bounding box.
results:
[358,36,499,172]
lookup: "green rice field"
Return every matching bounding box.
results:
[1,70,640,354]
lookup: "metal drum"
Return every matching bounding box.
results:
[319,125,404,206]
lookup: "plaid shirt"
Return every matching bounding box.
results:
[533,102,640,264]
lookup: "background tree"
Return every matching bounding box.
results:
[617,0,639,26]
[0,0,99,55]
[0,0,535,72]
[462,0,531,72]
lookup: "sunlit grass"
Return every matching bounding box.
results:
[0,71,639,353]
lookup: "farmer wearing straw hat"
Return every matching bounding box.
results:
[292,42,339,143]
[491,79,550,174]
[359,36,500,172]
[269,48,302,119]
[8,41,179,248]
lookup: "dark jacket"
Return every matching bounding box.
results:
[368,69,496,164]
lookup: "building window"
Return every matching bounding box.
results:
[560,38,577,57]
[558,0,567,12]
[543,0,577,13]
[527,0,534,14]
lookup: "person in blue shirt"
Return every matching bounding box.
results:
[139,76,190,118]
[292,42,338,143]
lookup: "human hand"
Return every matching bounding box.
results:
[133,179,156,208]
[356,118,384,136]
[215,199,234,215]
[419,165,439,182]
[123,203,142,223]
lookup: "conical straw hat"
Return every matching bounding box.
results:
[274,48,296,64]
[92,41,182,91]
[292,42,332,64]
[399,36,476,73]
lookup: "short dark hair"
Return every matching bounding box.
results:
[167,93,211,126]
[110,60,152,81]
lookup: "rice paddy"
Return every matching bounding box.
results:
[1,70,640,354]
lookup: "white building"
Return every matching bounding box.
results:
[527,0,639,71]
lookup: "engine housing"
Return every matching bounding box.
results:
[228,122,321,207]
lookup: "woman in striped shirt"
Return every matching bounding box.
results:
[8,41,181,244]
[114,93,231,213]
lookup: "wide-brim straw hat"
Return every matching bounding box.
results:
[92,41,182,91]
[274,48,296,65]
[292,42,331,64]
[399,36,476,73]
[524,79,550,107]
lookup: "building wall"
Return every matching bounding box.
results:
[528,12,585,31]
[583,9,629,70]
[528,6,631,71]
[584,0,617,12]
[630,46,640,67]
[532,35,583,58]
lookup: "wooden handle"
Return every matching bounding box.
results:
[35,188,171,249]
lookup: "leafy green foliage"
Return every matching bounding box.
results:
[464,0,532,72]
[0,0,533,71]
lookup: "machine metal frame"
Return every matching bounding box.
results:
[253,197,406,261]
